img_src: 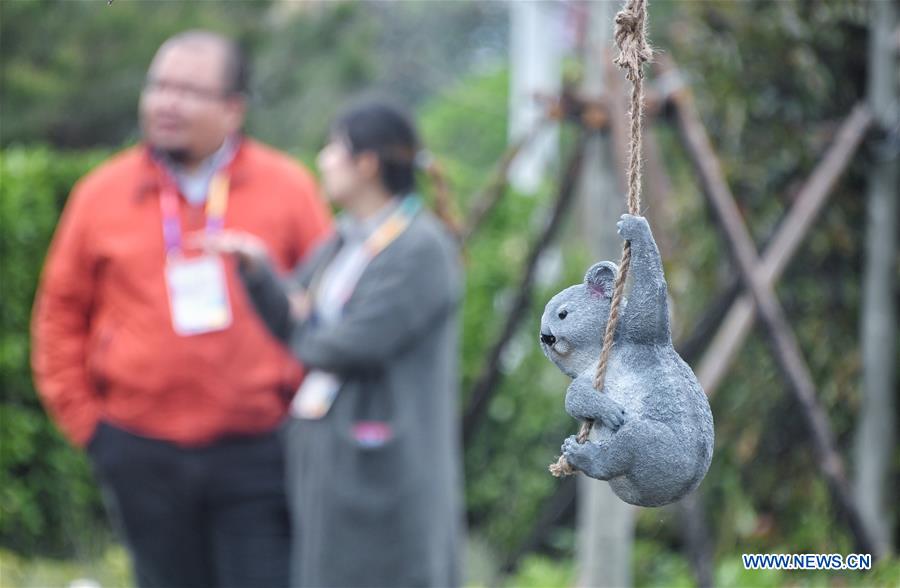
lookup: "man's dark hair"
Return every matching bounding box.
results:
[331,100,420,195]
[161,30,249,97]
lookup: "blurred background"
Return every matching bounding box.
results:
[1,0,897,586]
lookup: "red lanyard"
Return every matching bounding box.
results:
[157,161,233,256]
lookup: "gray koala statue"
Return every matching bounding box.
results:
[540,213,714,507]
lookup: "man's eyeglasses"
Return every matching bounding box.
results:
[143,77,232,102]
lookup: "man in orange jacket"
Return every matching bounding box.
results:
[31,30,332,588]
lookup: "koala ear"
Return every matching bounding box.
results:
[584,261,618,299]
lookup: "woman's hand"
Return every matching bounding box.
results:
[192,230,270,274]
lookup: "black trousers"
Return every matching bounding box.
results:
[88,421,290,588]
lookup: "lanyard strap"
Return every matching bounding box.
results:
[310,195,422,313]
[159,167,232,256]
[363,195,421,259]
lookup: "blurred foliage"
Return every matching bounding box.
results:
[248,1,379,157]
[632,538,695,588]
[0,546,132,588]
[251,1,506,158]
[0,0,505,154]
[0,0,273,148]
[1,0,898,586]
[0,148,110,557]
[503,554,575,588]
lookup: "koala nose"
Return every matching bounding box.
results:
[541,333,556,346]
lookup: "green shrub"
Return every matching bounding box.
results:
[0,146,111,557]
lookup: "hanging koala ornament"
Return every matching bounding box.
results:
[540,213,714,507]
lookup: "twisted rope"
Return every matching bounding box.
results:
[551,0,652,477]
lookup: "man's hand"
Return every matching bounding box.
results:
[288,289,312,322]
[193,230,270,273]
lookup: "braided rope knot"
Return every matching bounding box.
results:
[614,9,640,35]
[613,1,653,81]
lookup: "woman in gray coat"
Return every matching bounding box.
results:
[205,101,464,587]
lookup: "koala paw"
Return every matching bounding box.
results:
[616,213,649,242]
[565,382,626,431]
[562,435,594,473]
[597,398,626,431]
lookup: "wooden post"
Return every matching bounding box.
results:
[854,0,898,558]
[574,2,635,587]
[508,0,561,193]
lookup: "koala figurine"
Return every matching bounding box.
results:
[540,214,714,507]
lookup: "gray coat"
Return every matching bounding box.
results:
[241,210,464,588]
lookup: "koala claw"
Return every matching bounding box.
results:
[562,435,591,472]
[565,381,626,432]
[616,213,648,242]
[598,405,626,432]
[560,435,576,455]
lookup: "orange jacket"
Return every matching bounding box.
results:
[32,139,333,448]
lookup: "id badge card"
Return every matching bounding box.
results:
[165,255,232,336]
[291,370,342,420]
